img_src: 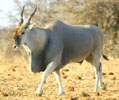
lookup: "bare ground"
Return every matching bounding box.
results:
[0,58,119,100]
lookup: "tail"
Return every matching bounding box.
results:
[102,53,109,60]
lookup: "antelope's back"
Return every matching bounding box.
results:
[46,20,103,65]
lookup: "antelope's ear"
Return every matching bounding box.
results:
[28,22,36,29]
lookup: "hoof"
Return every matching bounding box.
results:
[101,85,106,90]
[58,91,64,95]
[36,90,42,96]
[93,89,97,93]
[94,92,100,96]
[100,83,106,90]
[36,93,42,96]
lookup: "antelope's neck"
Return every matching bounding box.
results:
[25,28,48,53]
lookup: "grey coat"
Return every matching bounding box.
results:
[30,20,103,72]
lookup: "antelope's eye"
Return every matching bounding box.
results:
[22,32,25,35]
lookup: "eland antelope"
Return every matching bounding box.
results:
[13,6,108,96]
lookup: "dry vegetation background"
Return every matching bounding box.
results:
[6,0,119,58]
[0,0,119,100]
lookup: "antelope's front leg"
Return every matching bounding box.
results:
[36,61,57,96]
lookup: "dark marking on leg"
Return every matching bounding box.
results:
[99,62,101,72]
[103,54,109,60]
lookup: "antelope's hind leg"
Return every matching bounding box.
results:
[98,63,106,90]
[54,69,64,95]
[86,54,106,92]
